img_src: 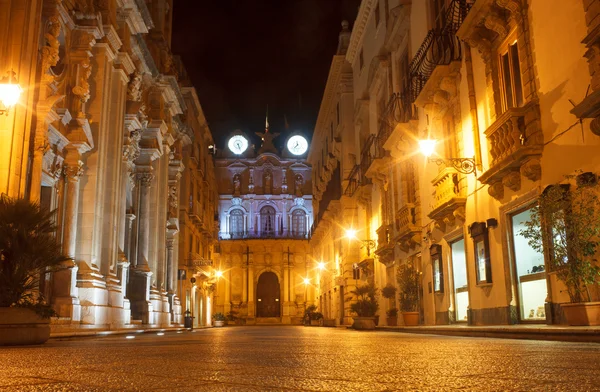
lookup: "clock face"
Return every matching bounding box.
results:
[228,135,248,155]
[287,135,308,156]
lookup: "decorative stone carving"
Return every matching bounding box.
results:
[137,172,154,187]
[127,72,143,102]
[41,16,61,80]
[232,197,242,206]
[520,158,541,182]
[248,168,255,193]
[63,161,84,179]
[294,198,305,207]
[488,181,504,200]
[281,168,288,193]
[72,58,92,116]
[502,170,521,192]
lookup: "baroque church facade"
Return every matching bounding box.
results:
[210,128,315,324]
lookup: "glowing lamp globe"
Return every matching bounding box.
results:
[0,82,22,110]
[418,139,437,157]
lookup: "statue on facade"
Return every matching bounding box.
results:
[233,174,241,196]
[264,170,272,194]
[295,174,303,197]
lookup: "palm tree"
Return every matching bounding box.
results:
[0,195,71,312]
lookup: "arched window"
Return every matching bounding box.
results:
[291,210,307,238]
[230,209,244,239]
[260,206,276,237]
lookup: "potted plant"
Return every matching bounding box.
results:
[0,196,71,345]
[381,284,398,326]
[519,174,600,325]
[349,282,379,330]
[212,312,226,327]
[303,304,323,326]
[397,263,420,326]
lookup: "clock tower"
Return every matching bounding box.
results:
[213,127,315,325]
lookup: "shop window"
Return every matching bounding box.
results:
[510,207,547,321]
[450,239,469,322]
[469,222,492,284]
[499,38,523,112]
[430,244,444,293]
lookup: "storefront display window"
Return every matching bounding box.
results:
[451,239,469,322]
[430,244,443,293]
[511,208,547,321]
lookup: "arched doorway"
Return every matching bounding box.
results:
[256,271,280,317]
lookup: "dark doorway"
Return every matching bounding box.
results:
[256,271,280,317]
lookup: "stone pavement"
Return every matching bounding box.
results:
[1,326,600,391]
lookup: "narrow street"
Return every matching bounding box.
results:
[1,326,599,391]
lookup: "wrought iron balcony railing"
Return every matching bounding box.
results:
[344,164,362,197]
[408,0,472,102]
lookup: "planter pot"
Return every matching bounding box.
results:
[374,315,380,326]
[213,320,225,327]
[0,307,50,346]
[386,316,398,326]
[402,311,419,326]
[310,319,322,326]
[323,319,336,327]
[561,302,600,326]
[352,316,376,330]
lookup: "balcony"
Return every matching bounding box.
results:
[187,253,213,272]
[344,164,362,197]
[428,167,467,230]
[361,134,386,181]
[478,101,543,200]
[221,231,310,241]
[409,0,472,108]
[375,224,395,265]
[187,200,203,226]
[395,203,421,252]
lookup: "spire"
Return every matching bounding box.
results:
[265,105,269,133]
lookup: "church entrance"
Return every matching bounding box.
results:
[256,271,280,317]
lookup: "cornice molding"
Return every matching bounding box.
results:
[308,55,346,162]
[346,0,377,65]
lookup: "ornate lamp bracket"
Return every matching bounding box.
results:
[428,157,477,175]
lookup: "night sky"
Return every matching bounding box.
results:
[171,0,361,150]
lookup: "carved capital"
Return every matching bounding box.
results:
[137,172,154,187]
[63,161,84,180]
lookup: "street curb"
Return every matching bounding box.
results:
[376,326,600,343]
[50,326,211,339]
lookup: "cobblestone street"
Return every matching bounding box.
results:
[1,326,599,391]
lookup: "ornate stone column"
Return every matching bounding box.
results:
[128,170,154,324]
[51,152,84,321]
